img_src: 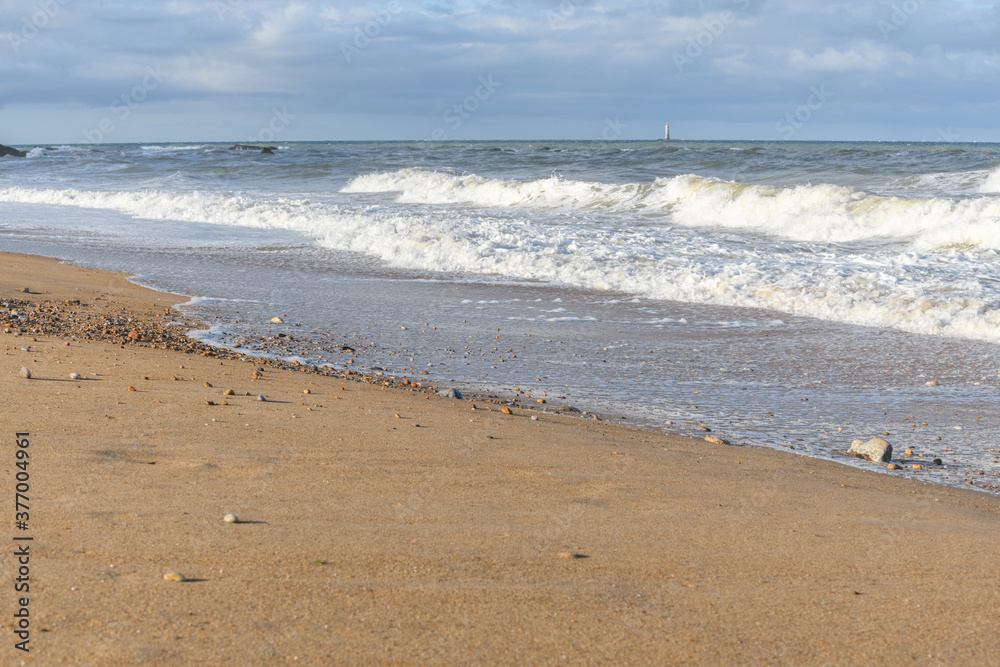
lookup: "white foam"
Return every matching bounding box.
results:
[344,169,1000,251]
[3,183,1000,344]
[980,167,1000,194]
[140,144,210,152]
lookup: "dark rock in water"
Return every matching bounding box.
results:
[230,144,277,154]
[0,144,27,158]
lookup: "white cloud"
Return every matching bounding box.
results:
[788,43,907,72]
[1,0,998,141]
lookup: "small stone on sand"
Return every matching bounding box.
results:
[501,407,512,415]
[223,389,235,396]
[270,317,284,323]
[20,367,31,379]
[303,389,311,394]
[887,464,899,470]
[224,513,239,523]
[204,382,213,388]
[128,386,136,391]
[70,373,81,380]
[257,394,266,402]
[704,435,730,445]
[163,572,186,582]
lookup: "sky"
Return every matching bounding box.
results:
[1,0,998,144]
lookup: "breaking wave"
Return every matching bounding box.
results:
[344,169,1000,251]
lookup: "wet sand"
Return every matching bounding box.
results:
[2,252,999,665]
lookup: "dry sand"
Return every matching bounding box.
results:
[1,252,998,665]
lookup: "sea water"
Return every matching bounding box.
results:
[1,141,998,493]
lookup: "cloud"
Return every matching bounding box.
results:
[0,0,998,141]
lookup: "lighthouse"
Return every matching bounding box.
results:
[664,122,670,141]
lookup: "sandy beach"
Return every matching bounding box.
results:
[2,251,999,665]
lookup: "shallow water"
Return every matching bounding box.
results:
[2,140,999,494]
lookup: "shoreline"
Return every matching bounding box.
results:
[2,251,999,664]
[11,250,995,496]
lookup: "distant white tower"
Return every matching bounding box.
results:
[664,122,670,141]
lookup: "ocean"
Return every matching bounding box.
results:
[1,140,999,493]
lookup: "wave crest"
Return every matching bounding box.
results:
[343,168,1000,251]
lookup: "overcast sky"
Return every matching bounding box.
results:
[1,0,998,143]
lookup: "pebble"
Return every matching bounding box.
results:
[162,572,186,582]
[223,389,235,396]
[204,382,213,388]
[887,463,900,470]
[905,449,914,456]
[69,372,80,380]
[128,386,136,391]
[536,398,546,404]
[912,464,923,470]
[438,388,464,400]
[223,513,239,523]
[501,407,512,415]
[20,367,31,379]
[925,381,939,386]
[270,317,284,324]
[704,435,730,446]
[257,394,266,402]
[303,389,311,394]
